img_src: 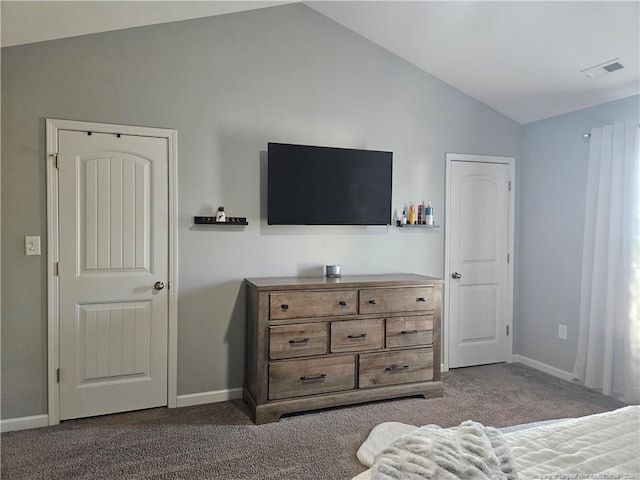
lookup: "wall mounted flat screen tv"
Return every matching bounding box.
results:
[268,142,393,225]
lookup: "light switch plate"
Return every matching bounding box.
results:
[25,236,41,256]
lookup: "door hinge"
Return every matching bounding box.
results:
[506,325,510,336]
[507,253,510,264]
[49,153,59,168]
[55,262,60,276]
[508,181,512,191]
[56,368,60,383]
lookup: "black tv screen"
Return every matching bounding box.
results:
[268,143,392,225]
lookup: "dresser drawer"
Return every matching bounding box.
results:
[359,348,433,388]
[268,355,356,400]
[359,287,433,314]
[386,315,434,349]
[331,319,384,353]
[269,323,328,360]
[270,290,357,320]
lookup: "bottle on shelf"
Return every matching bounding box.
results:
[417,203,424,224]
[409,205,416,225]
[425,201,433,226]
[401,209,407,225]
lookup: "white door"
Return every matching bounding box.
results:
[447,156,513,368]
[58,130,169,420]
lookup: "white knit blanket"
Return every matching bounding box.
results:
[371,420,518,480]
[354,406,640,480]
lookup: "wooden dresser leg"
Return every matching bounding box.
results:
[254,406,282,425]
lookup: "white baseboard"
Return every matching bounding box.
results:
[1,361,573,431]
[512,354,574,382]
[1,389,243,432]
[176,387,243,408]
[1,414,49,433]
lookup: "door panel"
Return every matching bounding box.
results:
[458,285,497,342]
[460,176,499,262]
[82,155,151,272]
[449,160,510,368]
[78,302,151,382]
[59,130,168,420]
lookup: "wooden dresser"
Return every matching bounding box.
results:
[243,273,443,424]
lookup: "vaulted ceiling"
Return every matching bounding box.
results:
[2,1,638,124]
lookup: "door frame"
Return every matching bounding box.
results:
[443,153,515,372]
[46,118,179,425]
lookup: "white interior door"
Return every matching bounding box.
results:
[447,156,513,368]
[58,130,169,420]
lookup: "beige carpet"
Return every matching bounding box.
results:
[1,363,626,480]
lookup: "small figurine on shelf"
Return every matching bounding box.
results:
[216,206,226,223]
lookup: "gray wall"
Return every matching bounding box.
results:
[517,95,639,373]
[1,4,522,419]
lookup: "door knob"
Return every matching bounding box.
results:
[451,272,462,279]
[154,281,165,290]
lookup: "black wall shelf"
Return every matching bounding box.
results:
[396,222,440,229]
[194,216,248,226]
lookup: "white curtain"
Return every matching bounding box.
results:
[573,121,640,404]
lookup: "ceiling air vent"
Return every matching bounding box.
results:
[603,61,625,73]
[581,58,627,79]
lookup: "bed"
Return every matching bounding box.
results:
[352,405,639,479]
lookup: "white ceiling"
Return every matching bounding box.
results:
[2,1,638,124]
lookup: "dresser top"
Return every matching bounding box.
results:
[244,273,443,291]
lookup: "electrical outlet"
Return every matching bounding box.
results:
[25,236,41,256]
[558,324,568,340]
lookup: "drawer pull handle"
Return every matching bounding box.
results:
[300,374,327,381]
[347,333,367,339]
[339,301,347,306]
[385,365,410,372]
[289,338,310,345]
[417,297,427,302]
[368,300,377,305]
[281,304,289,310]
[400,330,418,335]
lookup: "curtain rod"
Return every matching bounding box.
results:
[584,124,640,138]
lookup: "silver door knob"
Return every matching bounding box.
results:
[452,272,462,279]
[154,281,165,290]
